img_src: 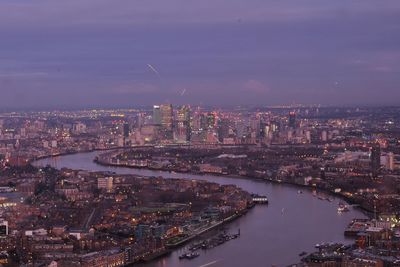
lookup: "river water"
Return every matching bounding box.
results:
[34,151,366,267]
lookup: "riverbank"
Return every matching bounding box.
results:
[30,145,159,164]
[166,209,249,248]
[33,150,366,266]
[94,153,374,217]
[33,148,373,217]
[128,211,249,265]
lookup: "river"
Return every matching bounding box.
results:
[33,151,366,266]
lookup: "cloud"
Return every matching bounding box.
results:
[113,83,159,95]
[242,79,270,94]
[372,66,394,73]
[0,0,400,108]
[1,0,400,30]
[0,71,48,78]
[346,51,400,74]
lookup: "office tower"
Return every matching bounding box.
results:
[136,113,145,129]
[123,123,130,138]
[153,105,161,125]
[191,112,201,131]
[177,105,191,124]
[250,116,261,137]
[288,111,296,128]
[370,144,381,177]
[206,113,216,129]
[270,121,280,133]
[200,114,208,130]
[387,152,395,171]
[160,104,173,139]
[218,118,231,142]
[176,105,191,142]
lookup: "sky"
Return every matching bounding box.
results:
[0,0,399,109]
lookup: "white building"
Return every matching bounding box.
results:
[97,177,113,192]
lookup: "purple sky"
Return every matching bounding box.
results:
[0,0,400,109]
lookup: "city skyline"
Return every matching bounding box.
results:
[0,105,399,265]
[2,1,400,265]
[1,0,400,109]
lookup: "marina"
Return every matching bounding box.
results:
[178,229,241,260]
[179,252,200,260]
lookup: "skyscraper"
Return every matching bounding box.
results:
[370,144,381,177]
[160,104,173,130]
[153,105,161,125]
[206,113,216,129]
[123,123,130,138]
[175,105,191,142]
[218,118,231,142]
[288,112,296,129]
[160,104,173,139]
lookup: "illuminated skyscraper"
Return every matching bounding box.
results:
[160,104,173,139]
[160,104,173,130]
[176,105,191,142]
[177,105,190,123]
[206,113,216,129]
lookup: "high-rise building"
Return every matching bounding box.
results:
[177,105,191,123]
[0,219,8,237]
[321,130,328,142]
[288,112,296,128]
[270,121,280,133]
[175,105,191,142]
[250,116,261,137]
[218,118,231,142]
[200,114,208,130]
[136,113,145,129]
[160,104,173,139]
[160,104,173,130]
[123,123,130,138]
[305,130,311,143]
[370,144,381,177]
[387,152,395,171]
[206,113,216,129]
[191,112,201,131]
[153,105,161,125]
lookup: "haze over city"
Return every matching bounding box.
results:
[1,0,400,109]
[2,1,400,266]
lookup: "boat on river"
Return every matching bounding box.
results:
[179,252,200,260]
[337,203,350,213]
